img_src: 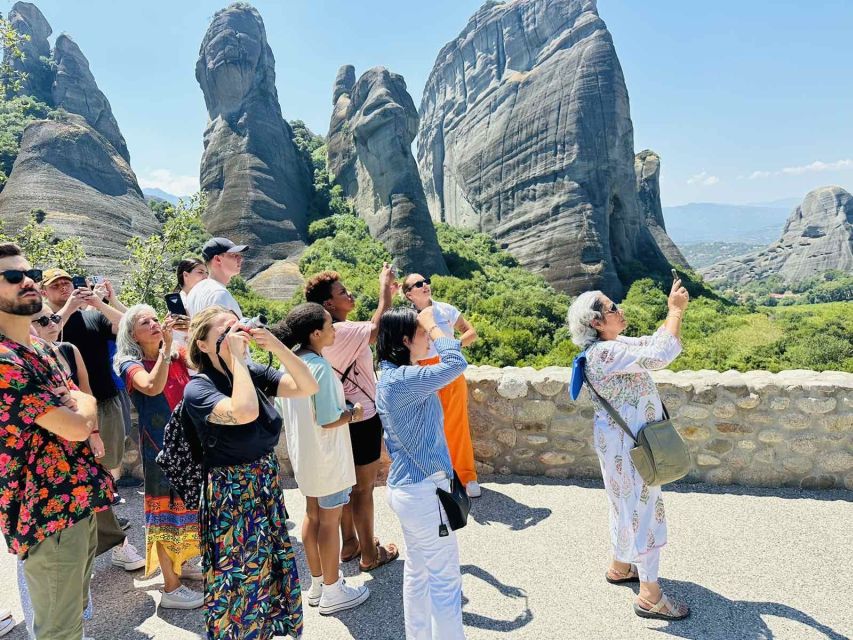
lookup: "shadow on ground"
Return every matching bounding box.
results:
[469,486,552,531]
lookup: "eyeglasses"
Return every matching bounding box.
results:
[32,313,62,327]
[1,269,43,284]
[604,303,620,315]
[408,278,431,290]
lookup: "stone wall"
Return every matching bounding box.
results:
[465,367,853,490]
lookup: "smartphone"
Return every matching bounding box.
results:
[164,292,188,317]
[90,275,106,285]
[72,275,88,290]
[671,268,679,282]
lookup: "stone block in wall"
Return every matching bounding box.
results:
[705,439,734,455]
[716,422,754,435]
[515,400,556,426]
[678,404,711,420]
[496,371,529,399]
[797,397,837,415]
[758,430,784,444]
[713,401,737,419]
[820,451,853,473]
[735,393,761,409]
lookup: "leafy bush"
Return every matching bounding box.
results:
[0,211,87,272]
[0,95,56,185]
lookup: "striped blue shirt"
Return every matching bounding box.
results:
[376,337,467,487]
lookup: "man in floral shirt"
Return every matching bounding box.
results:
[0,244,114,640]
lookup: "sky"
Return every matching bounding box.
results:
[14,0,853,207]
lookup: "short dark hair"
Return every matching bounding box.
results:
[176,258,204,290]
[0,243,22,259]
[270,302,327,349]
[304,271,340,305]
[376,307,419,367]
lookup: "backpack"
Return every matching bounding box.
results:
[155,399,205,510]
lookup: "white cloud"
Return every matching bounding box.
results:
[687,171,719,186]
[746,158,853,179]
[137,169,199,197]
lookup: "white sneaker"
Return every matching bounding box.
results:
[112,541,145,571]
[466,480,482,498]
[159,585,204,610]
[181,560,204,581]
[305,577,323,607]
[0,610,14,638]
[318,576,369,615]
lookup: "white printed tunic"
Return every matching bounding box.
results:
[584,327,682,562]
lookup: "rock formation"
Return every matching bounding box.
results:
[635,150,689,268]
[417,0,677,297]
[327,65,448,276]
[0,1,159,278]
[701,186,853,284]
[0,114,158,273]
[51,35,130,163]
[3,2,53,102]
[196,3,313,288]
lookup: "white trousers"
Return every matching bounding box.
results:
[387,474,465,640]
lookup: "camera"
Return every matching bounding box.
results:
[240,314,267,330]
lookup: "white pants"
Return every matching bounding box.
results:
[387,473,465,640]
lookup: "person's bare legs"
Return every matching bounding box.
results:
[350,460,380,564]
[340,503,358,561]
[303,498,323,580]
[156,543,181,593]
[318,506,344,585]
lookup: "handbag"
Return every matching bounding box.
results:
[583,372,690,486]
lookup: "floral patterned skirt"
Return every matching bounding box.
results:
[201,452,303,640]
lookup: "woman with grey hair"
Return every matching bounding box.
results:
[567,279,690,620]
[114,305,203,609]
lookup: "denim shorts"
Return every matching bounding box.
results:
[318,486,352,510]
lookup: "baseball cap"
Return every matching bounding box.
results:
[41,268,73,286]
[201,237,248,262]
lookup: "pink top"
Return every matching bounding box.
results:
[321,320,377,419]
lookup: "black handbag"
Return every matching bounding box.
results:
[435,470,471,532]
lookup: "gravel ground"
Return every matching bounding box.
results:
[1,477,850,640]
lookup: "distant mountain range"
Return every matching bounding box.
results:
[142,187,182,204]
[662,202,794,245]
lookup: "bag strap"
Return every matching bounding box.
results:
[582,370,670,445]
[332,361,375,402]
[382,413,447,486]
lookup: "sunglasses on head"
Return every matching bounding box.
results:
[409,278,431,290]
[32,313,62,327]
[1,269,43,284]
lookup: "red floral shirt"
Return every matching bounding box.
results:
[0,335,115,555]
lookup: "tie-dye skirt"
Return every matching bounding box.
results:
[201,452,303,639]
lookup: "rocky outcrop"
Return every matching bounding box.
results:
[417,0,678,297]
[196,3,313,282]
[327,65,448,276]
[0,114,158,274]
[702,186,853,284]
[51,35,130,163]
[635,150,689,268]
[4,2,53,102]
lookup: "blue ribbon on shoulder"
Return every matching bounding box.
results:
[569,351,586,401]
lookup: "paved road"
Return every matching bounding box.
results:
[2,477,851,640]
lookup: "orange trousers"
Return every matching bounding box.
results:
[419,356,477,484]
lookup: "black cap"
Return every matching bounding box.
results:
[201,237,248,261]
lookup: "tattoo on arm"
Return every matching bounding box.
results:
[210,408,239,425]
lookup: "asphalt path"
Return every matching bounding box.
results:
[1,477,850,640]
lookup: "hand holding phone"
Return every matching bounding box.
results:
[72,275,89,290]
[164,292,187,317]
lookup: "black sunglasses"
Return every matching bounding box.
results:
[409,278,431,290]
[32,313,62,327]
[1,269,43,284]
[604,302,620,314]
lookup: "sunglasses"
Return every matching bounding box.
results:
[32,313,62,327]
[1,269,43,284]
[408,278,431,290]
[604,302,620,314]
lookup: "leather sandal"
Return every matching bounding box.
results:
[634,593,690,620]
[340,536,380,562]
[605,565,639,584]
[359,543,400,572]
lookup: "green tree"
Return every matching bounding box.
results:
[0,211,86,272]
[119,193,210,311]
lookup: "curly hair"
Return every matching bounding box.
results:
[304,271,340,305]
[567,291,605,349]
[270,302,328,349]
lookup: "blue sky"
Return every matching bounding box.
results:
[17,0,853,206]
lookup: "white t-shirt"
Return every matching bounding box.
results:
[275,353,356,497]
[425,300,461,359]
[186,278,242,319]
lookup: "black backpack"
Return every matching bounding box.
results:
[155,400,205,510]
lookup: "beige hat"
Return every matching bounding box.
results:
[41,268,73,286]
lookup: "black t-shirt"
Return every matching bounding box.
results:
[183,363,284,468]
[61,310,117,401]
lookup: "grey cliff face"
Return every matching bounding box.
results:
[327,65,448,276]
[51,35,131,163]
[0,114,158,275]
[5,2,53,101]
[418,0,674,297]
[635,150,689,268]
[196,3,313,287]
[701,186,853,284]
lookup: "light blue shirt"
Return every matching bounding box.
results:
[376,337,467,487]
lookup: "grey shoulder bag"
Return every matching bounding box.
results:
[583,371,691,486]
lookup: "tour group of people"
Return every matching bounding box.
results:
[0,234,691,639]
